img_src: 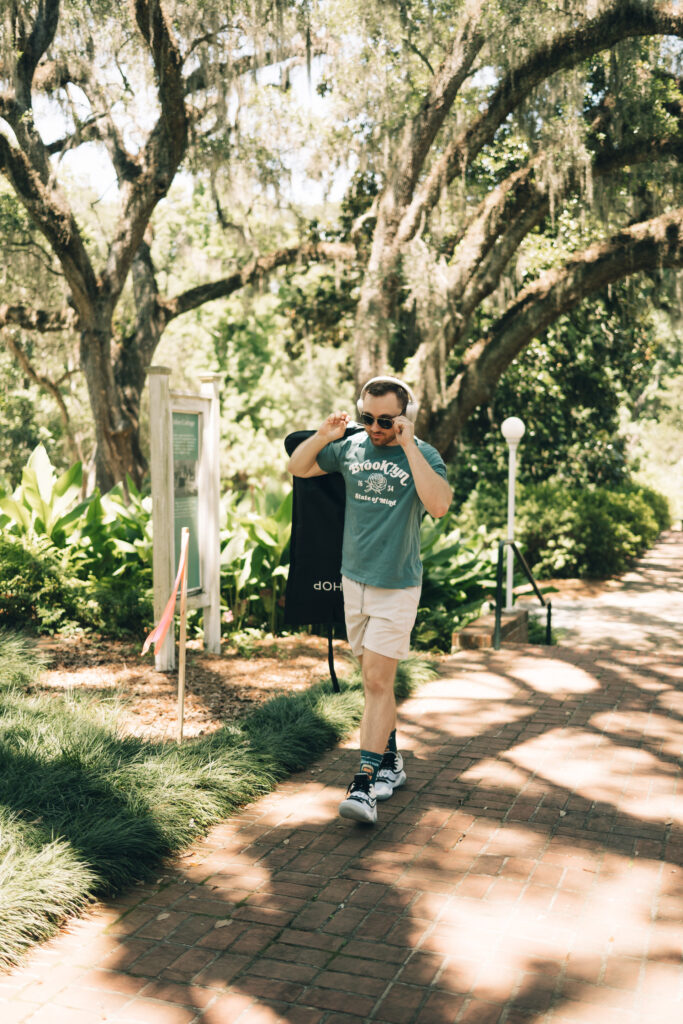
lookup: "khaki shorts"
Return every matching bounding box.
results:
[341,575,421,662]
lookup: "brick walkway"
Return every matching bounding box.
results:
[2,534,682,1024]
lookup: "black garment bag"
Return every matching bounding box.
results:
[284,427,362,691]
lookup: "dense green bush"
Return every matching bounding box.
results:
[633,484,672,533]
[0,538,95,633]
[219,487,291,635]
[1,445,670,644]
[0,447,153,636]
[516,481,669,578]
[456,474,670,580]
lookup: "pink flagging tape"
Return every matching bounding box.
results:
[142,530,190,656]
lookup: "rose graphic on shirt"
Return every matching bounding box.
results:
[365,473,387,495]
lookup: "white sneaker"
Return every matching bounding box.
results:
[374,751,407,801]
[338,773,377,823]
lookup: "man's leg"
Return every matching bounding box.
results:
[338,649,398,824]
[359,649,398,755]
[359,652,409,803]
[339,579,415,823]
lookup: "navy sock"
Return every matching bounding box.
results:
[359,750,383,785]
[385,729,397,754]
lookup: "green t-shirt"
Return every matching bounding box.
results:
[316,433,448,589]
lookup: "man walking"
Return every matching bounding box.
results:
[287,376,452,824]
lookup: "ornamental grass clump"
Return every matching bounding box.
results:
[0,631,437,970]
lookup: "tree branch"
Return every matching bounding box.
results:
[0,303,76,332]
[183,37,331,95]
[3,329,84,462]
[449,134,683,337]
[100,0,188,301]
[3,0,61,185]
[14,0,61,109]
[433,208,683,450]
[159,241,355,324]
[32,56,90,93]
[395,0,683,250]
[409,129,683,423]
[0,133,99,316]
[384,14,486,219]
[130,236,164,367]
[353,12,486,380]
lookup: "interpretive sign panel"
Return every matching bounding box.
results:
[172,411,201,591]
[148,367,221,670]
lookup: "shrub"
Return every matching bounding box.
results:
[220,488,291,634]
[515,480,666,578]
[0,537,94,633]
[513,482,580,575]
[634,484,672,532]
[0,445,84,549]
[0,447,154,637]
[573,488,658,577]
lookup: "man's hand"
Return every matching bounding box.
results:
[316,411,350,443]
[288,410,349,479]
[394,415,416,449]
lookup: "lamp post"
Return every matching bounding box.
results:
[501,416,525,610]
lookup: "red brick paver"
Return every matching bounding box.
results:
[2,533,683,1022]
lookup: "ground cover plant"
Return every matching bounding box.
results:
[0,446,152,636]
[0,630,436,970]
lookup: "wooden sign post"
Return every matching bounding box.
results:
[148,367,221,671]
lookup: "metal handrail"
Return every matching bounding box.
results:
[493,539,552,650]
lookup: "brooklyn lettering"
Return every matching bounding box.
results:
[348,460,410,485]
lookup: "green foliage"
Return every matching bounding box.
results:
[413,517,497,652]
[625,372,683,520]
[0,537,94,634]
[0,353,62,493]
[515,481,669,578]
[0,631,46,691]
[1,438,671,651]
[211,298,354,491]
[527,611,561,646]
[72,480,154,637]
[0,809,98,971]
[631,484,672,534]
[0,447,152,636]
[450,280,671,510]
[0,629,434,968]
[220,488,292,634]
[0,445,85,548]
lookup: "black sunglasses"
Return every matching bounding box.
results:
[360,412,398,430]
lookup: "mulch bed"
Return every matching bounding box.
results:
[33,633,354,741]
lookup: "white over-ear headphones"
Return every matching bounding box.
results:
[357,376,419,422]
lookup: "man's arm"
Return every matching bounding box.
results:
[286,411,350,478]
[394,418,452,518]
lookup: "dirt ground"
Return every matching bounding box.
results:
[32,576,603,743]
[34,633,356,742]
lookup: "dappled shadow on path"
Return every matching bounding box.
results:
[8,640,682,1024]
[546,529,683,653]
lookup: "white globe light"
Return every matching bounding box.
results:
[501,416,525,443]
